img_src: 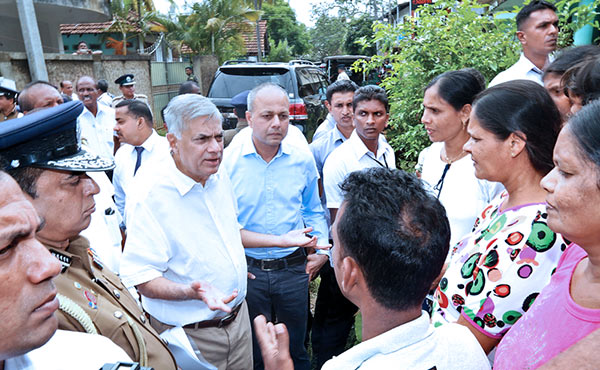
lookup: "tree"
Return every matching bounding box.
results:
[262,0,310,56]
[266,39,293,62]
[361,0,519,171]
[157,0,259,63]
[308,14,347,60]
[343,14,376,55]
[360,0,599,171]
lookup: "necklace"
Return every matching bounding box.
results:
[442,148,466,164]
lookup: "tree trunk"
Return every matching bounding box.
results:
[254,0,262,61]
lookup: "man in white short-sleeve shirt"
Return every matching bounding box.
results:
[254,168,490,370]
[489,1,558,87]
[323,85,395,222]
[119,94,252,369]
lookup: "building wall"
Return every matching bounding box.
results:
[0,52,152,109]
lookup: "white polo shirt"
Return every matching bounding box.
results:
[120,159,247,326]
[323,130,395,209]
[322,312,490,370]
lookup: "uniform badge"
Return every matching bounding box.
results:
[51,250,72,273]
[87,247,104,270]
[84,290,97,309]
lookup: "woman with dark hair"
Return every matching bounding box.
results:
[432,80,567,354]
[493,101,600,369]
[562,54,600,115]
[418,69,503,247]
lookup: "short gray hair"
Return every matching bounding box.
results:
[164,94,222,139]
[247,83,288,112]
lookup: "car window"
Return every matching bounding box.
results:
[297,68,324,98]
[208,67,294,98]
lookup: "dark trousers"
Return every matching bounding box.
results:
[311,263,358,369]
[247,261,311,370]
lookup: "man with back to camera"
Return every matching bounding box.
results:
[323,84,396,222]
[222,83,329,370]
[254,168,491,370]
[0,171,132,369]
[489,0,559,87]
[224,90,250,147]
[113,99,170,223]
[308,79,360,369]
[1,102,177,370]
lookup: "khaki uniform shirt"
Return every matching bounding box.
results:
[48,236,177,370]
[112,94,149,108]
[1,107,20,121]
[224,120,249,147]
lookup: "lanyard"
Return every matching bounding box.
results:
[433,163,451,198]
[366,152,389,168]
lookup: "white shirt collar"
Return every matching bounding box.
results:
[348,130,389,162]
[166,158,221,197]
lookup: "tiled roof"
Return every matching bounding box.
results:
[60,22,114,34]
[241,20,267,55]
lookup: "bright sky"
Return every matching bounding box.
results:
[153,0,325,27]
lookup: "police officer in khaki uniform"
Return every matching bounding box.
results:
[112,74,149,108]
[0,102,177,370]
[0,77,21,121]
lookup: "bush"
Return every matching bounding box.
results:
[359,0,597,171]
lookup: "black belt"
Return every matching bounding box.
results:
[183,303,242,329]
[246,248,306,271]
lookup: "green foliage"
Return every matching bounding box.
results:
[343,15,377,56]
[266,39,293,62]
[308,15,347,60]
[262,0,310,56]
[545,0,597,48]
[155,0,259,63]
[361,0,519,171]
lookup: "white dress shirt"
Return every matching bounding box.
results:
[77,104,115,159]
[5,330,130,370]
[80,170,123,273]
[120,159,248,326]
[113,130,171,220]
[323,131,396,209]
[322,312,490,370]
[488,53,549,87]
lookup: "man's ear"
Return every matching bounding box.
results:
[166,133,177,154]
[245,111,253,128]
[339,256,362,296]
[324,100,331,113]
[516,30,526,46]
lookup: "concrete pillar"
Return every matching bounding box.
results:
[16,0,48,81]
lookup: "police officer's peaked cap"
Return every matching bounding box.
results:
[231,90,250,111]
[0,101,114,172]
[0,77,19,98]
[115,74,136,86]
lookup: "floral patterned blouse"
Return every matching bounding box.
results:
[431,191,568,338]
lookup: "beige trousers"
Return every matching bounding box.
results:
[151,301,253,370]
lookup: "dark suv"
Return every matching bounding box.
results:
[207,60,329,141]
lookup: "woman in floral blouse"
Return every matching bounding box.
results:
[431,80,567,354]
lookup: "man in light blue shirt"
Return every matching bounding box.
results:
[308,79,360,369]
[223,83,329,370]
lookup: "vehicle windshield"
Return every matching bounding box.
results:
[208,67,295,98]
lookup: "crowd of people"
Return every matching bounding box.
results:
[1,0,600,369]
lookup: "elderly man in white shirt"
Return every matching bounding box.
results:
[489,1,558,87]
[120,94,252,370]
[112,99,170,222]
[323,85,396,222]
